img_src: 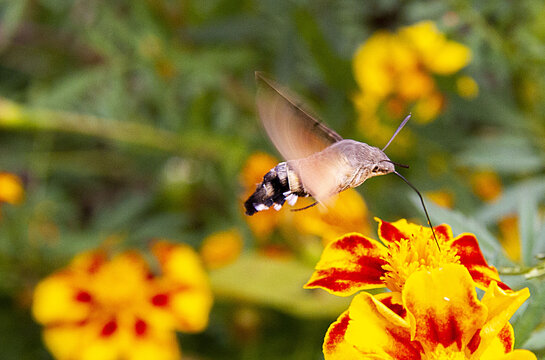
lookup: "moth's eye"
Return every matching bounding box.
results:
[372,166,379,173]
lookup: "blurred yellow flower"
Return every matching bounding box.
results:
[498,216,521,263]
[32,241,213,360]
[293,189,371,245]
[471,170,503,202]
[201,229,243,269]
[353,21,471,144]
[426,189,455,209]
[0,172,24,205]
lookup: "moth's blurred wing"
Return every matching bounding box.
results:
[255,72,343,161]
[291,147,351,204]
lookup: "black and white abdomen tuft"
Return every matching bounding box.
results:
[244,162,305,215]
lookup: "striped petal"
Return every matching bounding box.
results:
[450,233,510,291]
[376,218,452,244]
[468,282,530,358]
[343,292,423,359]
[304,233,388,296]
[403,264,487,352]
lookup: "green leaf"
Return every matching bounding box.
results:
[513,280,545,348]
[475,176,545,225]
[456,134,544,175]
[517,192,539,266]
[524,326,545,352]
[210,254,350,318]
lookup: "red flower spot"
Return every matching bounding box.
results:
[467,332,481,354]
[379,221,406,243]
[386,327,424,360]
[324,313,350,353]
[151,293,169,307]
[498,324,513,353]
[75,291,92,303]
[380,297,407,318]
[453,234,488,267]
[135,318,147,336]
[434,224,450,240]
[307,257,387,293]
[333,234,376,253]
[101,320,118,337]
[425,316,463,349]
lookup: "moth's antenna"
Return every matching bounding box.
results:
[291,201,319,212]
[393,170,440,250]
[382,114,411,152]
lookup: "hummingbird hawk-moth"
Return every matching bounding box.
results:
[244,72,438,245]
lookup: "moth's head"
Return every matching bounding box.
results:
[368,149,395,178]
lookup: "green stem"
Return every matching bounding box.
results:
[0,97,233,158]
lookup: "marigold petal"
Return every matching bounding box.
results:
[376,292,406,319]
[425,41,471,75]
[376,218,452,244]
[42,325,85,360]
[304,233,388,296]
[294,189,371,244]
[477,323,513,359]
[201,229,243,269]
[353,32,395,98]
[498,350,538,360]
[153,241,209,287]
[403,264,487,352]
[43,321,120,360]
[0,172,24,204]
[125,327,181,360]
[32,273,92,325]
[323,311,363,360]
[344,292,422,359]
[450,233,510,290]
[469,283,530,358]
[173,290,212,332]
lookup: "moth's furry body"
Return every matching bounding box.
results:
[245,139,394,215]
[244,72,440,249]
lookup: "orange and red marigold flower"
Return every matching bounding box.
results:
[305,218,509,296]
[32,241,213,360]
[305,218,535,359]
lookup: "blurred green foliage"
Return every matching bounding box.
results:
[0,0,545,359]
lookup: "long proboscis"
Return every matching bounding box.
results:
[393,170,440,250]
[382,113,411,152]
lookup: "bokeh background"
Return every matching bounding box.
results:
[1,0,545,359]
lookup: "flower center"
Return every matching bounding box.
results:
[381,228,459,292]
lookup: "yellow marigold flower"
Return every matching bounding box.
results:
[457,75,479,99]
[426,189,455,209]
[200,229,243,269]
[353,20,471,128]
[293,189,371,244]
[498,216,521,263]
[0,172,24,205]
[400,21,471,75]
[32,242,213,360]
[413,91,445,124]
[323,264,534,359]
[471,170,503,202]
[305,218,508,296]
